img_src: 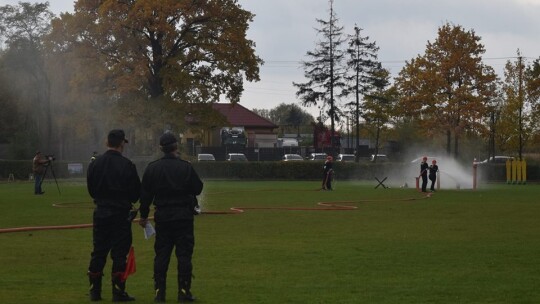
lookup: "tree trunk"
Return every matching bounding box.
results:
[374,119,380,163]
[453,131,459,158]
[446,130,451,155]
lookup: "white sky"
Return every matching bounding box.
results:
[2,0,540,118]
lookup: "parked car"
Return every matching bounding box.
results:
[479,156,514,164]
[307,153,328,161]
[371,154,389,162]
[336,154,355,162]
[226,153,248,161]
[282,154,304,161]
[197,153,215,161]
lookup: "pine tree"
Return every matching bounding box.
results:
[342,25,380,160]
[293,0,346,153]
[363,65,395,162]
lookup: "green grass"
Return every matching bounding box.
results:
[1,180,540,303]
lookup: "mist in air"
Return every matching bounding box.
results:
[379,149,476,190]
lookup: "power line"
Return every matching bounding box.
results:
[247,55,539,96]
[262,55,538,66]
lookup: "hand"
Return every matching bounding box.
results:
[139,218,148,228]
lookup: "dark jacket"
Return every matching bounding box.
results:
[87,149,141,210]
[140,153,203,222]
[420,162,429,177]
[323,160,333,175]
[429,164,439,179]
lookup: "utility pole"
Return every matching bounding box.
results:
[518,55,524,161]
[329,0,336,156]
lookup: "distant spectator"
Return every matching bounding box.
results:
[322,155,334,190]
[429,159,439,192]
[420,156,429,192]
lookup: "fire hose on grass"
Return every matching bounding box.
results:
[0,192,430,234]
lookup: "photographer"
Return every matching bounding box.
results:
[32,151,49,195]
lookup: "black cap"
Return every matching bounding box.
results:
[159,132,177,146]
[108,129,128,144]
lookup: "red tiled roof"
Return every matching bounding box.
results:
[212,103,277,128]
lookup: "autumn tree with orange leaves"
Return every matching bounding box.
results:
[496,52,540,159]
[48,0,262,131]
[395,23,497,157]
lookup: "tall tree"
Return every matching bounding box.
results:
[342,24,379,161]
[362,66,395,162]
[293,0,346,154]
[395,23,497,157]
[48,0,262,130]
[497,52,540,159]
[484,86,504,162]
[267,103,314,126]
[0,72,19,143]
[251,108,271,120]
[526,58,540,136]
[0,2,54,151]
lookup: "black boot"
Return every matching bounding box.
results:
[178,275,195,302]
[154,277,166,303]
[111,272,135,302]
[88,271,103,301]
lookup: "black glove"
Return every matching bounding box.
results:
[127,209,138,221]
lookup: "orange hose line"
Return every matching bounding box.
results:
[1,192,430,234]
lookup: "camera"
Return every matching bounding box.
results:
[45,154,56,161]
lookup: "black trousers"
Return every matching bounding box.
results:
[154,220,195,283]
[421,175,428,192]
[322,171,333,190]
[429,175,437,190]
[88,210,132,274]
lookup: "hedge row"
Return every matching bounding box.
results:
[1,160,536,182]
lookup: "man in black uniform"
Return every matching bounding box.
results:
[139,132,204,303]
[420,156,429,192]
[322,155,334,190]
[86,129,141,302]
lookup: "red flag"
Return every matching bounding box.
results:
[121,246,136,281]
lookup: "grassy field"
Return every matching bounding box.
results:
[1,179,540,303]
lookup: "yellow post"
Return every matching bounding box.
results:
[506,159,512,184]
[511,160,517,184]
[516,160,522,184]
[522,159,527,184]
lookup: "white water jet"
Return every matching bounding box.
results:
[400,154,475,190]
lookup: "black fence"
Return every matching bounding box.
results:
[1,159,539,183]
[194,146,367,161]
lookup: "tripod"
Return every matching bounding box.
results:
[38,161,61,195]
